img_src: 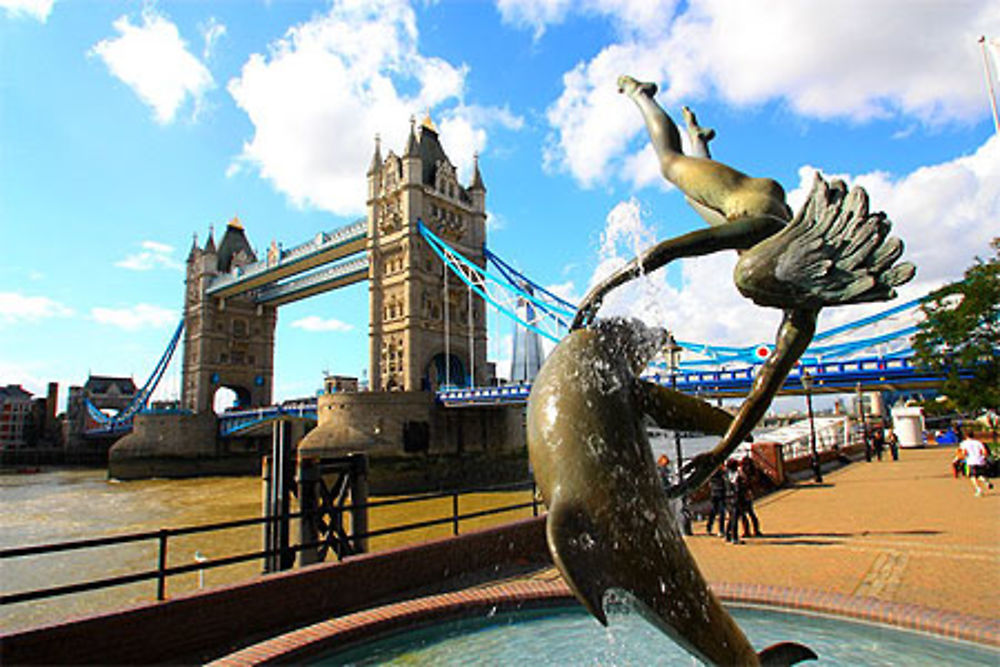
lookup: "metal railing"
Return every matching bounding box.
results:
[0,480,539,608]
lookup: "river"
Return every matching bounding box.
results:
[1,468,266,633]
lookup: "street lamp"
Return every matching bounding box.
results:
[856,381,871,462]
[801,368,823,483]
[666,334,692,534]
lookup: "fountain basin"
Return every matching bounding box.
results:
[210,580,999,665]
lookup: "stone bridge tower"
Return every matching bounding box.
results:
[181,218,277,413]
[366,116,488,391]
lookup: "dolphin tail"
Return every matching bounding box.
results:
[758,641,818,665]
[545,500,614,625]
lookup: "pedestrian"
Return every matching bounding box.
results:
[958,434,994,497]
[952,444,966,479]
[886,428,900,461]
[871,428,885,461]
[656,454,671,492]
[705,467,727,537]
[724,459,747,544]
[739,457,762,537]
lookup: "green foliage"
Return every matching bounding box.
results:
[913,239,999,413]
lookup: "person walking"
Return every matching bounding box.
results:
[871,428,885,461]
[886,428,900,461]
[656,454,672,492]
[724,459,747,544]
[705,467,727,537]
[739,457,763,537]
[959,435,994,497]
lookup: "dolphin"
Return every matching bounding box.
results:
[526,318,817,666]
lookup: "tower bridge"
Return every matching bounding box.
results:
[180,115,489,416]
[107,116,505,483]
[100,116,950,483]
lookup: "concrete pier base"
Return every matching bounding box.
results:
[108,412,259,480]
[299,391,529,494]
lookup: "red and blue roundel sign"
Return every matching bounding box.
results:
[753,344,772,361]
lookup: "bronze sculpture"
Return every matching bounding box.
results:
[572,75,915,496]
[527,319,816,665]
[527,75,915,664]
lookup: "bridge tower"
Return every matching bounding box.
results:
[181,219,277,413]
[366,116,488,391]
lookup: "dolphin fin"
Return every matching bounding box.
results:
[758,641,818,665]
[545,500,615,626]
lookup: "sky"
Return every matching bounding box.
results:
[1,0,998,413]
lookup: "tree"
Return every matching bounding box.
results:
[913,238,999,415]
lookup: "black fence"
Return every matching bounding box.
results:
[0,480,540,607]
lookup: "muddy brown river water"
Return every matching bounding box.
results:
[0,468,535,633]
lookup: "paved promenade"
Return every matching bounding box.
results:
[689,445,998,619]
[529,444,999,620]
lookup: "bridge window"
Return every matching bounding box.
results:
[232,318,248,338]
[219,353,229,363]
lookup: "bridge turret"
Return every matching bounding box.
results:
[469,153,485,202]
[182,219,276,414]
[198,226,218,277]
[402,116,421,187]
[366,114,489,392]
[367,134,382,203]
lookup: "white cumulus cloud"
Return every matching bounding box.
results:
[291,315,354,332]
[0,0,53,22]
[497,0,679,40]
[91,8,215,124]
[585,133,999,350]
[538,0,1000,187]
[115,240,183,271]
[0,292,74,325]
[91,304,177,331]
[227,0,521,216]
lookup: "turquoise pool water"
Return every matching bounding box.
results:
[318,604,998,665]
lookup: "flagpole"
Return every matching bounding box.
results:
[979,36,1000,135]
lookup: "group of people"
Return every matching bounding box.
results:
[951,430,995,497]
[868,427,900,461]
[705,457,761,545]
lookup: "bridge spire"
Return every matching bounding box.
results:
[204,225,216,254]
[404,115,419,158]
[367,134,382,176]
[469,152,485,192]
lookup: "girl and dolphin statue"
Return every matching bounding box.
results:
[526,75,915,665]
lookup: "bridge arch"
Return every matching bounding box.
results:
[424,352,467,390]
[213,384,252,413]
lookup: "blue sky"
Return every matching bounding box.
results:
[1,0,998,411]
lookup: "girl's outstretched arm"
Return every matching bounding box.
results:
[572,216,785,330]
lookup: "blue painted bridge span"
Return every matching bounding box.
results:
[437,355,967,407]
[182,353,967,437]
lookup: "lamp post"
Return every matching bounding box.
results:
[667,334,692,534]
[856,381,871,462]
[801,369,823,483]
